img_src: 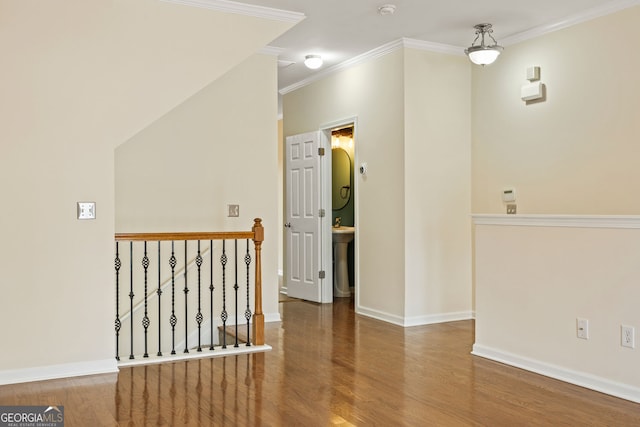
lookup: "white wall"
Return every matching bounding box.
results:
[283,46,473,324]
[0,0,294,382]
[116,54,282,322]
[284,49,407,320]
[404,49,472,323]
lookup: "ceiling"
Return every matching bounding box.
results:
[238,0,636,92]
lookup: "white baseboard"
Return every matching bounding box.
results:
[0,359,118,386]
[0,311,282,386]
[356,305,405,325]
[118,345,272,368]
[265,311,281,323]
[472,344,640,404]
[404,311,475,327]
[357,305,474,327]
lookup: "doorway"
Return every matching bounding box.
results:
[330,125,355,299]
[281,119,358,305]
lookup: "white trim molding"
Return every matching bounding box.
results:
[279,38,464,95]
[356,305,405,326]
[118,345,271,368]
[280,39,403,95]
[161,0,305,23]
[357,305,475,327]
[402,38,463,56]
[472,344,640,404]
[472,214,640,229]
[259,46,285,56]
[502,0,640,46]
[277,1,640,95]
[0,359,118,386]
[265,311,281,323]
[403,311,475,327]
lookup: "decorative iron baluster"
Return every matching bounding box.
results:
[234,240,239,348]
[244,239,252,346]
[183,241,189,354]
[128,241,134,360]
[209,240,215,351]
[142,242,150,358]
[157,241,163,357]
[195,241,203,352]
[115,242,122,360]
[220,240,228,349]
[169,242,177,355]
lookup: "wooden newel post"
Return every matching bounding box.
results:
[252,218,265,346]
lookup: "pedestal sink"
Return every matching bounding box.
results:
[332,226,355,298]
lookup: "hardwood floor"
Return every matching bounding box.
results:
[1,298,639,426]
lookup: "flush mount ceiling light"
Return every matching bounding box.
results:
[464,23,504,66]
[304,54,323,69]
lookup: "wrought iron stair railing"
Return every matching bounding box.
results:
[114,218,265,366]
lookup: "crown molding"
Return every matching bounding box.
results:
[259,46,285,56]
[402,38,463,56]
[161,0,305,23]
[281,38,464,95]
[502,0,640,46]
[278,0,640,95]
[280,38,404,94]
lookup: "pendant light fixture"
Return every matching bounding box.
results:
[464,23,503,66]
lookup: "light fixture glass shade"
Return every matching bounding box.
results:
[466,46,502,65]
[304,55,323,69]
[464,23,503,66]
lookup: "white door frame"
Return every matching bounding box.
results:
[320,117,358,305]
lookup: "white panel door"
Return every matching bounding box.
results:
[285,131,323,302]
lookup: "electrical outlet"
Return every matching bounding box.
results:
[577,318,589,339]
[506,204,517,214]
[621,325,635,349]
[227,204,239,217]
[77,202,96,220]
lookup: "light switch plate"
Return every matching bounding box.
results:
[228,204,239,217]
[77,202,96,220]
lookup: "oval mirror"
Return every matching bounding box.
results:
[332,148,351,211]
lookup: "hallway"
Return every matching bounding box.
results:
[1,298,638,425]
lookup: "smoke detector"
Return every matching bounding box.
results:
[378,4,396,15]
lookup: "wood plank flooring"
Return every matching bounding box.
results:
[1,298,639,426]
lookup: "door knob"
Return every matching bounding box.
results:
[284,222,291,228]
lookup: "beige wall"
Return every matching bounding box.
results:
[278,119,284,277]
[116,54,282,320]
[472,6,640,402]
[0,0,293,379]
[284,50,407,319]
[404,49,472,322]
[474,218,640,401]
[283,47,473,324]
[472,6,640,215]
